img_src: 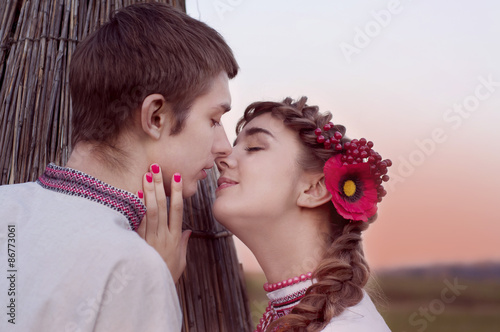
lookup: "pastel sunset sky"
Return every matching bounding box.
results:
[187,0,500,271]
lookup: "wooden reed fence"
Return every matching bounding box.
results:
[0,1,252,330]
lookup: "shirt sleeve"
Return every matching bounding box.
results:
[92,245,182,332]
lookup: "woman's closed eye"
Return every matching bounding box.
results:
[212,119,221,127]
[245,146,264,152]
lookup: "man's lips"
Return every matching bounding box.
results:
[200,164,214,179]
[216,177,238,191]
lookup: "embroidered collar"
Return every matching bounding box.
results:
[37,163,146,231]
[255,280,313,332]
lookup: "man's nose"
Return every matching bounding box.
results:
[212,125,232,158]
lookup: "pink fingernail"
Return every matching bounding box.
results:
[151,164,160,174]
[174,173,181,183]
[146,172,153,183]
[138,190,144,199]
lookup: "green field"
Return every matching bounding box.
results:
[245,272,500,331]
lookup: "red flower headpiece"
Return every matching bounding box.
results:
[315,122,391,222]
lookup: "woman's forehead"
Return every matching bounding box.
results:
[243,113,287,135]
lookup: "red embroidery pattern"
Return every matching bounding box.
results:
[255,288,308,332]
[37,163,146,231]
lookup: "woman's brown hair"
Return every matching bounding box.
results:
[237,97,372,331]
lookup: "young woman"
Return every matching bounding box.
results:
[212,97,391,331]
[140,97,391,331]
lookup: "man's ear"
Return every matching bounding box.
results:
[140,94,170,140]
[297,174,332,208]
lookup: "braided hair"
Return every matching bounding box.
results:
[237,97,373,332]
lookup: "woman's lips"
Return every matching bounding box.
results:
[216,183,236,191]
[216,177,238,192]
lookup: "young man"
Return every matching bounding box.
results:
[0,3,238,331]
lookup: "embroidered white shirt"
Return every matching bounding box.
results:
[0,164,182,331]
[264,281,390,332]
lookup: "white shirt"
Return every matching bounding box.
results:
[0,164,182,331]
[264,280,390,332]
[320,291,391,332]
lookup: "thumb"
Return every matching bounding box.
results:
[179,230,191,272]
[137,216,147,239]
[180,230,192,258]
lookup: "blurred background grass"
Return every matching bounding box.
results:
[244,263,500,331]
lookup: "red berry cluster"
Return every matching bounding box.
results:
[314,122,343,151]
[314,123,392,203]
[341,138,391,202]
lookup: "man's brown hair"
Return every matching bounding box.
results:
[69,2,238,146]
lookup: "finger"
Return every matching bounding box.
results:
[179,230,191,268]
[143,171,159,239]
[137,190,146,239]
[151,164,168,236]
[168,172,183,238]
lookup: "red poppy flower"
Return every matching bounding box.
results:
[324,155,378,222]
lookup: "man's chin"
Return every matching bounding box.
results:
[182,183,198,199]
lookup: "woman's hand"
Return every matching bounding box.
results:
[137,164,191,283]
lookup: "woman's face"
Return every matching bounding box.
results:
[213,112,306,235]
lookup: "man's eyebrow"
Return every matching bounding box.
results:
[233,127,275,146]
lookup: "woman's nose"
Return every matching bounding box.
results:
[215,151,236,173]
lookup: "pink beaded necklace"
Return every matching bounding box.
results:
[263,272,312,292]
[255,272,313,332]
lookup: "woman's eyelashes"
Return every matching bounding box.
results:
[245,146,264,152]
[211,119,221,127]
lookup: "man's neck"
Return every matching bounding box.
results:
[65,142,146,195]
